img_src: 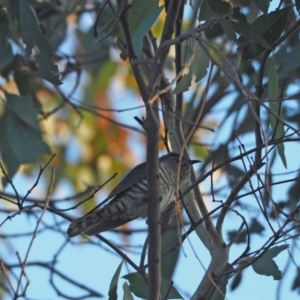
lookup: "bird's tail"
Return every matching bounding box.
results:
[67,209,134,237]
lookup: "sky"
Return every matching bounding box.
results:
[1,1,300,299]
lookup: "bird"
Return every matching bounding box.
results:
[67,153,200,237]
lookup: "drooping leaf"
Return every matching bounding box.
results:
[0,93,51,183]
[268,55,287,168]
[78,27,111,72]
[251,7,291,40]
[0,7,11,38]
[253,0,270,14]
[122,282,134,300]
[296,0,300,13]
[123,272,183,299]
[173,40,209,94]
[275,42,300,78]
[108,261,123,300]
[228,165,245,188]
[253,258,282,279]
[264,244,289,259]
[117,0,163,60]
[161,217,180,281]
[128,0,159,35]
[252,245,289,280]
[206,0,232,15]
[132,5,164,57]
[220,20,237,42]
[0,36,14,68]
[173,73,192,94]
[268,55,279,100]
[192,43,210,82]
[231,7,253,39]
[122,273,147,299]
[250,219,265,234]
[230,272,242,291]
[240,7,291,61]
[19,0,61,84]
[291,270,300,292]
[288,177,300,210]
[227,218,265,244]
[198,0,216,22]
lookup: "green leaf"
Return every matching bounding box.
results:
[296,0,300,13]
[173,40,209,94]
[252,258,282,280]
[108,261,123,300]
[199,0,216,22]
[251,7,291,40]
[0,7,11,38]
[268,55,279,101]
[252,245,289,280]
[161,217,180,280]
[0,36,14,68]
[291,270,300,291]
[132,5,164,57]
[0,93,51,182]
[123,273,147,299]
[206,0,232,15]
[253,0,270,14]
[240,7,291,61]
[275,42,300,78]
[268,56,287,169]
[117,0,160,59]
[123,272,183,299]
[192,43,210,82]
[231,7,252,38]
[173,73,192,94]
[122,282,134,300]
[250,219,265,234]
[19,0,61,84]
[220,20,237,42]
[78,27,110,71]
[128,0,159,35]
[230,272,242,291]
[264,245,289,259]
[227,218,265,244]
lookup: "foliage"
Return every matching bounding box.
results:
[0,0,300,299]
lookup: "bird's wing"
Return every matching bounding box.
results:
[67,162,147,237]
[108,161,147,198]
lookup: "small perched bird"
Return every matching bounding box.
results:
[67,153,200,237]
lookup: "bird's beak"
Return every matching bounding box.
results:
[190,160,201,165]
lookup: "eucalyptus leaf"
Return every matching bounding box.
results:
[173,73,192,94]
[123,272,183,299]
[123,282,135,300]
[19,0,61,84]
[239,6,291,61]
[128,0,159,35]
[0,37,14,68]
[206,0,232,15]
[108,261,123,300]
[253,0,269,14]
[296,0,300,12]
[268,56,287,168]
[192,43,209,82]
[252,245,289,280]
[132,5,164,57]
[0,93,51,183]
